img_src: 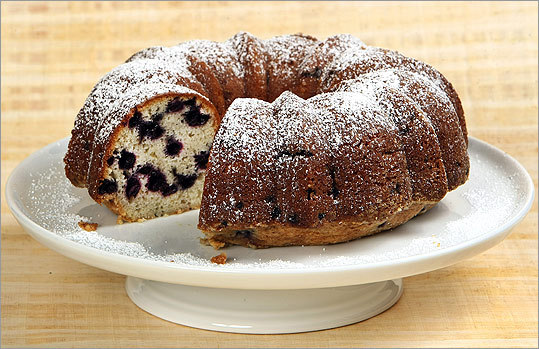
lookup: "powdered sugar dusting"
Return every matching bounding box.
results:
[28,165,90,234]
[199,89,408,228]
[65,32,465,199]
[231,31,264,75]
[335,68,468,191]
[17,138,528,271]
[264,34,319,80]
[64,32,471,248]
[184,39,244,80]
[442,151,517,241]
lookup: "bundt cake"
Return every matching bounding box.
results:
[64,32,469,247]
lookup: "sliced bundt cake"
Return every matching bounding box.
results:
[64,32,469,247]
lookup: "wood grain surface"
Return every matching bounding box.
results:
[1,1,537,348]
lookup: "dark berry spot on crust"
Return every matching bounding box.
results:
[97,179,117,195]
[184,107,210,127]
[165,138,183,156]
[398,125,410,136]
[234,201,244,210]
[118,150,136,170]
[264,195,276,203]
[301,66,322,78]
[420,206,427,213]
[391,183,402,194]
[276,149,314,159]
[167,98,186,113]
[378,221,387,228]
[147,169,167,192]
[318,213,326,220]
[107,156,115,166]
[129,111,142,128]
[330,186,339,199]
[328,166,339,199]
[221,220,228,227]
[271,206,281,219]
[172,169,197,190]
[298,150,314,157]
[288,214,299,224]
[234,230,253,238]
[125,176,141,199]
[306,188,315,200]
[194,151,209,170]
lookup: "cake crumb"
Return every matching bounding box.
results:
[116,217,124,224]
[201,237,227,250]
[211,253,227,265]
[78,221,98,231]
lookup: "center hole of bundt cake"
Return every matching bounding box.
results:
[100,94,216,220]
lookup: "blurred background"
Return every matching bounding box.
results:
[2,2,537,347]
[2,1,537,153]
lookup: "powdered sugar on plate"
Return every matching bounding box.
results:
[12,137,531,272]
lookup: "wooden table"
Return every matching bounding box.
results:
[2,2,537,347]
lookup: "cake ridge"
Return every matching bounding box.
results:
[64,33,469,248]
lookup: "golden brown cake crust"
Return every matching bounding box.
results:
[64,32,469,246]
[202,202,435,249]
[196,34,469,248]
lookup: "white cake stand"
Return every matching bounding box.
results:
[5,137,534,333]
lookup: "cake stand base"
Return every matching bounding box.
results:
[125,276,403,334]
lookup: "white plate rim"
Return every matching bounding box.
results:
[5,136,535,289]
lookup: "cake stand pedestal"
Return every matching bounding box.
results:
[125,276,403,334]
